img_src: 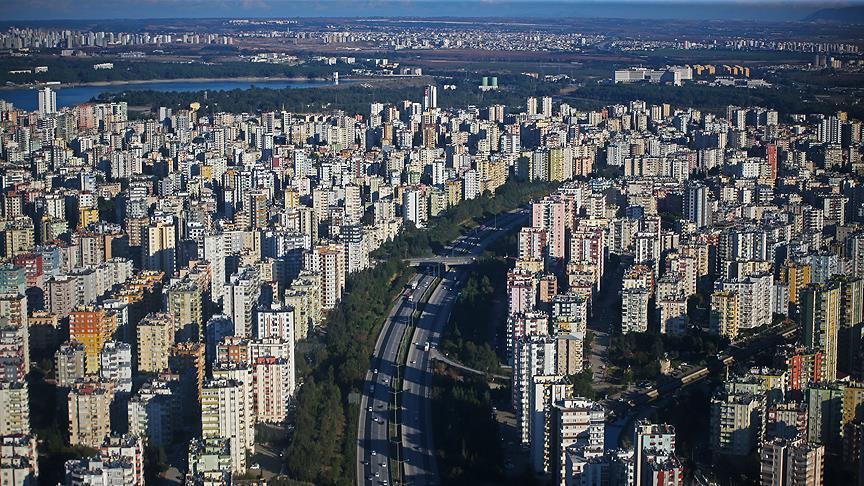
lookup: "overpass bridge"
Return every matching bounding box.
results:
[405,256,477,270]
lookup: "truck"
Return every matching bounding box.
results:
[408,281,418,291]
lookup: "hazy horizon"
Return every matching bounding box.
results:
[1,0,863,22]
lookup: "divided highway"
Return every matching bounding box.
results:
[357,207,529,486]
[357,273,436,486]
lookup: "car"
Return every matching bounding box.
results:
[368,406,373,412]
[374,368,378,374]
[375,472,380,478]
[380,462,387,468]
[368,475,374,481]
[410,360,416,364]
[371,450,377,456]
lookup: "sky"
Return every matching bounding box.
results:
[0,0,862,21]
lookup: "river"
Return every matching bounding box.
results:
[0,79,333,111]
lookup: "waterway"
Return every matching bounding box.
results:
[0,79,332,111]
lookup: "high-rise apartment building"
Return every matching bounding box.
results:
[532,197,567,261]
[256,303,295,342]
[530,375,572,474]
[165,280,204,342]
[136,313,175,373]
[550,398,605,485]
[402,187,428,228]
[622,288,650,334]
[711,290,741,340]
[305,243,345,311]
[100,341,132,393]
[37,87,56,115]
[423,85,437,111]
[685,182,710,229]
[801,282,841,381]
[201,378,253,473]
[68,381,114,448]
[760,437,824,486]
[142,220,176,276]
[252,356,293,423]
[223,266,261,337]
[56,341,87,388]
[711,391,764,456]
[0,381,29,435]
[69,306,118,375]
[514,335,556,445]
[127,379,179,448]
[634,421,683,486]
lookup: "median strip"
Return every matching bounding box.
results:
[389,276,441,486]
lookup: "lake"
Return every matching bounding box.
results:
[0,79,333,111]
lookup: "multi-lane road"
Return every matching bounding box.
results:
[357,272,436,486]
[357,208,529,486]
[400,270,456,484]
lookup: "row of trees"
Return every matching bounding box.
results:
[281,180,555,485]
[0,57,346,85]
[431,374,504,484]
[101,69,560,117]
[608,330,729,382]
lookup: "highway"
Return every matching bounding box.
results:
[357,206,529,486]
[398,209,529,486]
[357,272,437,486]
[401,270,456,485]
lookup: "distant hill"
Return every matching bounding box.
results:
[804,6,864,23]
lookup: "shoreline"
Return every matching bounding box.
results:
[0,76,332,91]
